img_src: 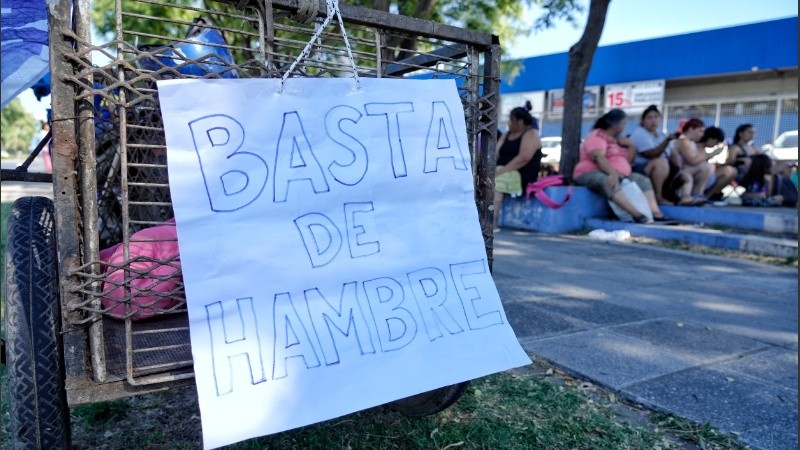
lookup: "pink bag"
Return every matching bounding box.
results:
[525,175,573,209]
[99,221,183,320]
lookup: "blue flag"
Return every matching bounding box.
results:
[1,0,49,108]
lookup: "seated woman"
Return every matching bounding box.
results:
[698,126,736,200]
[493,106,542,232]
[573,108,668,223]
[726,123,760,180]
[630,105,677,205]
[670,118,715,205]
[740,154,784,207]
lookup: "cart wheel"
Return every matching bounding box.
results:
[5,196,70,449]
[387,381,470,417]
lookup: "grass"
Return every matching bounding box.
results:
[56,366,749,450]
[652,414,750,450]
[229,371,665,450]
[630,236,798,267]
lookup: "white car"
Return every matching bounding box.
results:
[762,130,798,163]
[540,136,562,168]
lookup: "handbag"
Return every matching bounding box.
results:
[525,174,573,209]
[608,178,653,222]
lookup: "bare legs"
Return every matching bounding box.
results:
[705,164,736,199]
[678,162,713,203]
[645,157,671,204]
[493,191,504,230]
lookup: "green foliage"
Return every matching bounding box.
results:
[92,0,200,43]
[0,98,37,154]
[88,1,583,86]
[89,1,559,59]
[533,0,584,30]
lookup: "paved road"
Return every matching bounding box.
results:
[1,157,53,202]
[494,231,798,450]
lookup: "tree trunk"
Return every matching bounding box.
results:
[560,0,610,182]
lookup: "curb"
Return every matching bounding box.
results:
[661,205,798,234]
[585,218,798,258]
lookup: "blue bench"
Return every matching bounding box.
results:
[499,186,611,233]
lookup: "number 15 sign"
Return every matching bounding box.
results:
[605,80,665,112]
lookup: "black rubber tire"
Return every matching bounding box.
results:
[5,196,70,449]
[387,381,470,417]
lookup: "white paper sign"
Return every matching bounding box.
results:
[157,78,530,449]
[605,80,665,112]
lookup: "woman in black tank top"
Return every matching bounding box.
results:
[493,106,542,232]
[725,123,759,177]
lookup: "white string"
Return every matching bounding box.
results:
[280,0,361,91]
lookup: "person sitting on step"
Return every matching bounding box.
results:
[573,109,669,223]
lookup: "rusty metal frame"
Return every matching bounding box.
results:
[43,0,499,405]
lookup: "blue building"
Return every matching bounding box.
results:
[499,17,798,147]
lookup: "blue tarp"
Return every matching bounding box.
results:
[1,0,49,108]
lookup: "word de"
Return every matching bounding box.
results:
[294,201,380,268]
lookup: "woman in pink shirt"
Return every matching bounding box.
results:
[573,109,667,223]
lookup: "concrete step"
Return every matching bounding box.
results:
[661,205,798,235]
[585,218,798,258]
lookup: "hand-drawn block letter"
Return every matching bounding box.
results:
[325,106,368,186]
[272,292,321,379]
[364,102,414,178]
[274,111,330,202]
[424,101,468,173]
[294,212,343,268]
[344,202,380,259]
[450,260,503,330]
[205,298,267,396]
[407,267,464,341]
[189,115,268,212]
[303,283,375,366]
[363,277,417,352]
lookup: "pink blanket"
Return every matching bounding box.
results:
[99,221,183,320]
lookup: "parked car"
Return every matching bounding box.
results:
[540,136,562,169]
[762,130,798,163]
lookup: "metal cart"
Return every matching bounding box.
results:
[1,1,500,447]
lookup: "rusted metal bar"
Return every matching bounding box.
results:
[47,0,91,388]
[215,0,493,47]
[0,169,54,183]
[75,0,109,384]
[14,130,52,171]
[383,44,468,77]
[479,39,501,270]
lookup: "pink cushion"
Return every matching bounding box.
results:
[100,221,183,320]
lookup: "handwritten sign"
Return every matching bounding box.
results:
[157,78,531,449]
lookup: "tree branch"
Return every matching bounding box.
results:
[559,0,610,182]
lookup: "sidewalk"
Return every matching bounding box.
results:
[494,231,798,450]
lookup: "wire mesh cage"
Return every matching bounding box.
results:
[49,0,499,399]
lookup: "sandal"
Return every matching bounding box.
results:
[633,215,654,224]
[678,197,704,206]
[656,197,674,206]
[653,214,671,222]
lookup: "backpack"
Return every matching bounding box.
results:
[525,174,573,209]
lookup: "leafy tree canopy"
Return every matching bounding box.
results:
[91,0,580,60]
[1,98,38,154]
